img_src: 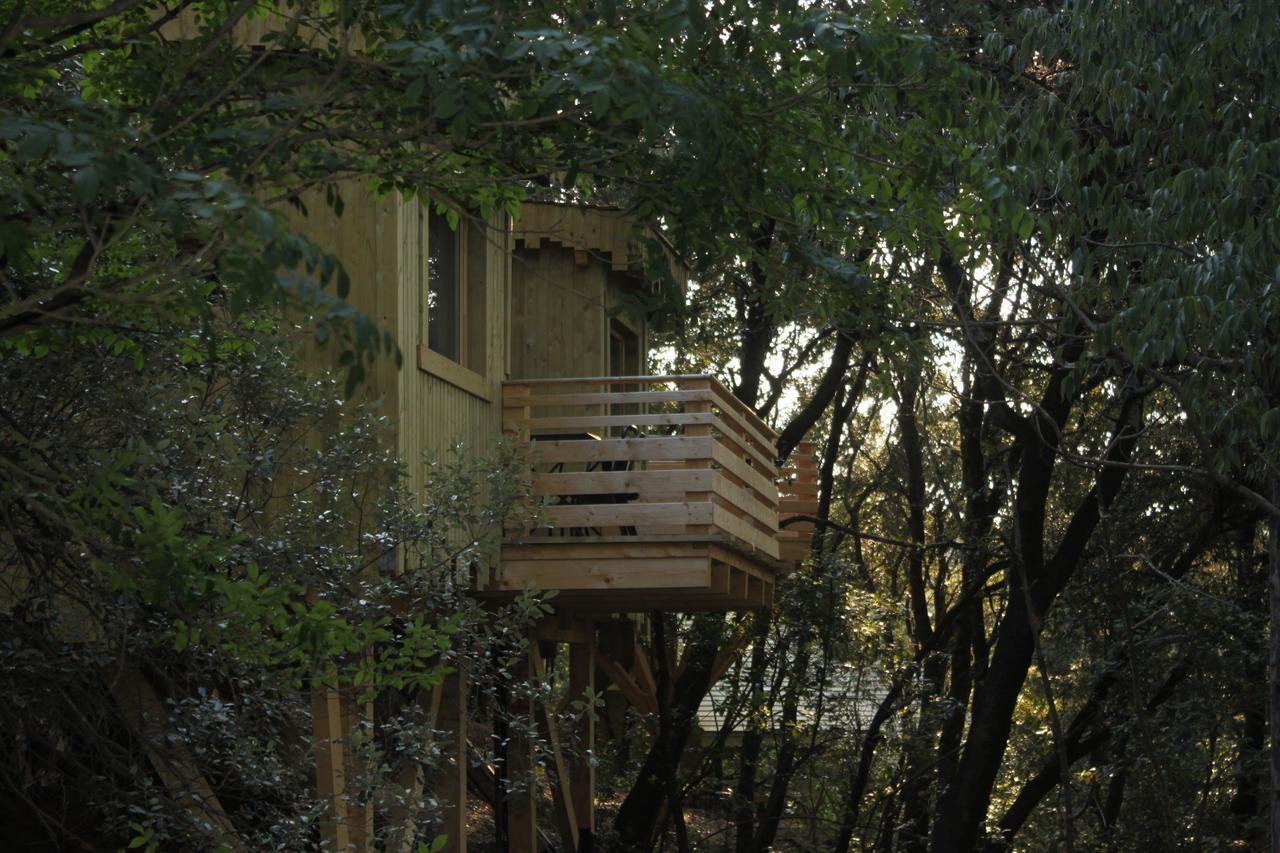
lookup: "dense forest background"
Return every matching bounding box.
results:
[1,0,1277,850]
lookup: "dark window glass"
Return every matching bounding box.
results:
[427,210,460,360]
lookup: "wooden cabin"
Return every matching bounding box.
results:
[289,189,817,852]
[306,190,814,610]
[149,15,818,853]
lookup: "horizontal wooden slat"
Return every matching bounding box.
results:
[710,441,779,501]
[503,541,709,560]
[705,383,779,450]
[530,469,714,496]
[504,374,716,387]
[506,389,716,408]
[530,501,714,530]
[713,506,780,559]
[707,398,779,467]
[712,472,781,534]
[527,436,714,463]
[495,558,711,590]
[705,414,775,474]
[518,412,716,431]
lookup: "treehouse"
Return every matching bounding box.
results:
[310,192,814,608]
[147,15,817,853]
[289,191,816,852]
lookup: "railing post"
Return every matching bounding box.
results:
[503,382,531,436]
[680,378,714,536]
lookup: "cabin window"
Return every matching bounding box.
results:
[422,208,489,398]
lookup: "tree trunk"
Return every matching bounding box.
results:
[1268,469,1279,853]
[614,615,724,850]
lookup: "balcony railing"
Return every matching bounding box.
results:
[489,375,817,610]
[501,374,783,553]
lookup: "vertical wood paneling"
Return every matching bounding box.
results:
[509,245,607,381]
[397,202,506,505]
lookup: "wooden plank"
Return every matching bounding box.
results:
[713,495,778,547]
[532,501,713,530]
[495,557,711,591]
[530,468,714,496]
[516,412,716,431]
[707,397,779,471]
[712,472,781,534]
[710,562,731,596]
[108,669,246,852]
[710,414,778,474]
[710,441,780,502]
[311,680,352,852]
[706,381,780,452]
[502,541,708,560]
[632,645,658,699]
[504,373,718,387]
[528,435,714,463]
[595,650,658,714]
[507,652,538,853]
[531,644,579,853]
[708,626,753,684]
[437,667,468,853]
[713,505,781,559]
[568,633,596,846]
[706,543,782,582]
[506,389,716,408]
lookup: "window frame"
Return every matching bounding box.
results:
[418,207,491,401]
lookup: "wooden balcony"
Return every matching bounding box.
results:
[484,376,813,612]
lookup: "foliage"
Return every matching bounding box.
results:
[0,306,542,847]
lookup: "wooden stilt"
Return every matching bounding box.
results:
[532,642,578,853]
[568,628,596,851]
[437,665,469,853]
[312,679,353,851]
[506,647,538,853]
[343,687,374,851]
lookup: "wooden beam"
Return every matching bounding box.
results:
[311,679,352,852]
[107,668,245,852]
[594,649,658,714]
[437,666,468,853]
[524,435,715,464]
[494,556,711,591]
[530,500,714,531]
[568,630,596,849]
[531,644,578,853]
[506,649,538,853]
[505,389,716,408]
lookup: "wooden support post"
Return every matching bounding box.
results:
[343,687,374,851]
[503,383,532,436]
[567,628,596,851]
[437,665,469,853]
[106,668,244,852]
[532,642,579,853]
[312,679,353,851]
[506,647,538,853]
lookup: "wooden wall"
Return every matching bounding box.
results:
[293,182,403,416]
[290,188,509,506]
[396,205,508,502]
[510,245,608,381]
